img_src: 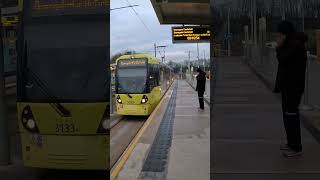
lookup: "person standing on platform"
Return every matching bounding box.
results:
[275,21,308,157]
[196,68,206,111]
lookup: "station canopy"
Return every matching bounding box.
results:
[213,0,320,19]
[150,0,210,25]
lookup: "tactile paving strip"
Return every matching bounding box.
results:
[139,82,178,179]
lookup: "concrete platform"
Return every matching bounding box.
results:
[115,80,210,180]
[166,80,210,180]
[212,57,320,179]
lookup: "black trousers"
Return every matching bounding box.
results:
[281,91,303,152]
[198,90,205,109]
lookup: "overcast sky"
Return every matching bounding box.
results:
[110,0,210,63]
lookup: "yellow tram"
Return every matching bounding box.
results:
[115,54,174,116]
[16,0,109,170]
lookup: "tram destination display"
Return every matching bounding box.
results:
[118,59,147,67]
[172,26,210,43]
[31,0,108,16]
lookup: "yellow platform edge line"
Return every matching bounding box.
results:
[110,81,175,180]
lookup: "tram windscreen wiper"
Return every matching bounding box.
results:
[27,69,71,117]
[127,94,132,98]
[23,43,71,117]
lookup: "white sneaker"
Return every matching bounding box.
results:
[280,144,291,151]
[198,108,204,112]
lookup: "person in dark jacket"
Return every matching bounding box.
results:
[276,21,308,157]
[196,68,206,111]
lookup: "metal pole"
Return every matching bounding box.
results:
[197,43,200,67]
[180,63,182,79]
[251,0,254,42]
[188,51,191,80]
[253,0,257,45]
[203,50,206,71]
[0,7,10,165]
[163,48,166,63]
[227,8,231,56]
[301,0,305,32]
[281,0,286,20]
[302,51,313,111]
[110,84,113,114]
[154,43,156,57]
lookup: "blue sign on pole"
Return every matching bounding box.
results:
[224,32,233,40]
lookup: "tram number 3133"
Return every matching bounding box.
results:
[56,123,78,133]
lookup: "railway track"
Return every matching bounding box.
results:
[110,116,147,168]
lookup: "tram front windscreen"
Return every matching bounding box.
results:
[18,0,109,102]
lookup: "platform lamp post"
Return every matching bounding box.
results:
[197,43,200,67]
[0,5,10,165]
[186,50,194,82]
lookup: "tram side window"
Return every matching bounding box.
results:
[148,65,160,91]
[159,66,164,85]
[6,29,16,38]
[165,68,169,85]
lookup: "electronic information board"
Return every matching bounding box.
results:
[31,0,108,16]
[172,26,210,43]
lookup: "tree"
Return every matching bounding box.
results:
[110,50,137,64]
[167,60,175,68]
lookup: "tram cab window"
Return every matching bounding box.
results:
[6,29,16,38]
[148,64,160,91]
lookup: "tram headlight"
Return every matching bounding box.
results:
[97,106,109,134]
[141,95,148,104]
[26,119,36,129]
[21,106,39,133]
[102,120,108,130]
[117,95,122,104]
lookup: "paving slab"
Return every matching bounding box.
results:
[166,80,210,180]
[212,57,320,179]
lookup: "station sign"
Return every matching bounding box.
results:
[172,26,210,44]
[224,32,233,40]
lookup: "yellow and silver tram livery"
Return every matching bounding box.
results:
[115,54,173,116]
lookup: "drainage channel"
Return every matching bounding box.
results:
[139,82,178,180]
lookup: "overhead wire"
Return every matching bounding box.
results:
[124,0,152,33]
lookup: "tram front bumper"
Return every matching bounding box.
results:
[116,104,152,116]
[20,134,109,170]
